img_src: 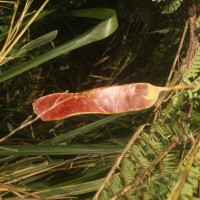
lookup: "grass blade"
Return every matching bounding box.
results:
[0,144,123,155]
[13,30,58,58]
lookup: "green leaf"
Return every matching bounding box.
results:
[0,8,118,82]
[13,30,58,58]
[34,178,104,197]
[0,144,123,155]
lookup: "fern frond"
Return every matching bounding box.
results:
[189,110,200,124]
[161,0,184,14]
[182,47,200,102]
[109,174,123,194]
[121,158,137,184]
[152,0,184,14]
[99,190,111,200]
[195,15,200,30]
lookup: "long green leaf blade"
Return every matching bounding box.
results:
[0,144,123,155]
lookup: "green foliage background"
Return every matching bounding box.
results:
[0,0,199,199]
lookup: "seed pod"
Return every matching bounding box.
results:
[32,83,194,121]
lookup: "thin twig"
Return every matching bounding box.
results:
[0,0,49,64]
[7,1,32,44]
[0,92,70,143]
[176,132,199,173]
[0,115,40,143]
[166,20,189,85]
[109,54,132,85]
[184,2,199,66]
[0,183,40,199]
[5,155,91,184]
[6,0,19,42]
[1,0,27,56]
[92,124,146,200]
[0,1,15,3]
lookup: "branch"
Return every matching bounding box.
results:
[154,1,199,113]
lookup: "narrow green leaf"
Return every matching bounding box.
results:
[0,144,123,155]
[34,178,104,196]
[13,30,58,58]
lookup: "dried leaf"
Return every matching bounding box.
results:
[32,83,194,121]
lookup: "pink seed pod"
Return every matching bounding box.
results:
[32,83,194,121]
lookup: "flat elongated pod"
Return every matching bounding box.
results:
[32,83,194,121]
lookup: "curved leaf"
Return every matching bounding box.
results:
[0,8,118,82]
